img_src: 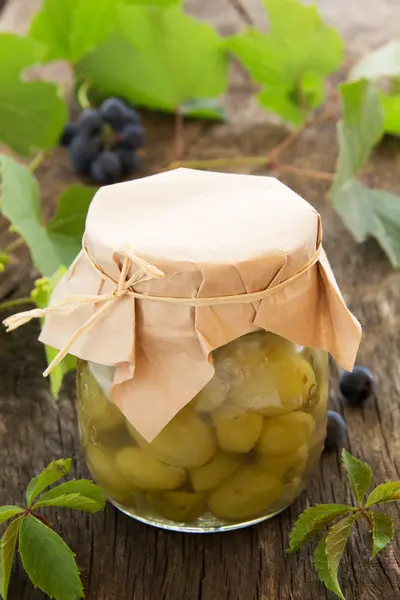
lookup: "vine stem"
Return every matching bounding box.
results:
[0,297,33,312]
[4,237,25,254]
[225,0,255,26]
[0,151,47,262]
[174,106,185,160]
[77,80,91,110]
[274,164,334,182]
[28,150,46,173]
[166,156,334,183]
[165,105,336,175]
[24,509,51,528]
[361,509,374,532]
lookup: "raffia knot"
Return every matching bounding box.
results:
[113,289,128,300]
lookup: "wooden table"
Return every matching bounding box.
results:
[1,1,400,598]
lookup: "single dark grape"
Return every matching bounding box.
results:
[78,108,103,136]
[117,123,144,151]
[100,97,141,131]
[339,366,375,406]
[324,411,347,451]
[90,150,122,184]
[69,133,102,175]
[60,122,79,147]
[116,148,140,176]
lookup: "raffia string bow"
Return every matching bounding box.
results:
[3,241,321,377]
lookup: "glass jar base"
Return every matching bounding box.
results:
[109,498,287,533]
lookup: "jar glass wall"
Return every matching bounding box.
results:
[76,331,328,533]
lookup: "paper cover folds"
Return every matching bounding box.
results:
[40,168,361,440]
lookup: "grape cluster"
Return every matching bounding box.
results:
[60,98,144,185]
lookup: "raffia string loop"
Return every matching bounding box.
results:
[3,240,321,377]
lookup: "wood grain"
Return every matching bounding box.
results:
[1,1,400,599]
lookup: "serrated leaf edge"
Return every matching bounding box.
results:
[326,513,359,585]
[365,481,400,508]
[341,449,373,505]
[314,535,346,600]
[0,515,24,600]
[288,504,355,553]
[370,511,394,559]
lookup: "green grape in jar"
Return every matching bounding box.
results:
[254,444,309,482]
[208,466,284,521]
[229,350,317,416]
[256,411,315,456]
[211,405,263,453]
[77,362,124,432]
[116,447,186,490]
[146,491,206,523]
[127,407,216,469]
[191,376,229,413]
[189,451,243,493]
[86,443,139,505]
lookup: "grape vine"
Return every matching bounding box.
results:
[0,0,400,392]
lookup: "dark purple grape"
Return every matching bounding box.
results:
[78,108,103,136]
[116,148,140,176]
[339,366,375,406]
[325,411,346,451]
[100,97,141,131]
[90,150,122,184]
[69,133,102,174]
[117,123,144,150]
[60,122,79,147]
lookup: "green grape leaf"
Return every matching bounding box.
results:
[31,267,77,397]
[25,458,72,507]
[29,0,79,61]
[0,156,61,276]
[33,480,106,512]
[315,535,345,600]
[331,179,400,268]
[32,479,107,504]
[325,514,359,598]
[0,80,66,156]
[46,184,96,267]
[0,34,66,154]
[329,80,400,266]
[379,91,400,134]
[333,80,383,188]
[0,34,45,83]
[0,516,23,600]
[0,506,23,526]
[226,0,343,124]
[19,516,83,600]
[181,98,226,121]
[0,158,92,276]
[33,493,105,513]
[370,511,394,559]
[77,4,228,114]
[341,449,373,505]
[350,40,400,81]
[288,504,354,553]
[29,0,116,62]
[365,481,400,508]
[44,346,76,397]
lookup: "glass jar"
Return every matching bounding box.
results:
[77,331,328,533]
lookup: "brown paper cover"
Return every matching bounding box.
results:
[39,168,361,441]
